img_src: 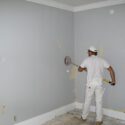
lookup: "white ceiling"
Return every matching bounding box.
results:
[52,0,108,7]
[26,0,125,12]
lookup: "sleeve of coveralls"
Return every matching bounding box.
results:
[103,59,110,68]
[80,60,87,68]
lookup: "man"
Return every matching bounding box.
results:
[78,46,116,125]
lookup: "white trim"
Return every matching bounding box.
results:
[75,102,125,121]
[14,103,75,125]
[74,0,125,12]
[14,102,125,125]
[26,0,74,11]
[75,102,83,110]
[26,0,125,12]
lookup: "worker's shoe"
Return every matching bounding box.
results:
[81,116,87,122]
[95,121,103,125]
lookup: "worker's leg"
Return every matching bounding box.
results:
[95,86,105,122]
[82,86,95,119]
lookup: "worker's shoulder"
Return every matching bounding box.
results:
[83,56,107,62]
[84,57,90,61]
[81,57,90,64]
[96,56,107,62]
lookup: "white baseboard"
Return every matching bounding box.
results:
[75,102,125,121]
[14,103,75,125]
[14,101,125,125]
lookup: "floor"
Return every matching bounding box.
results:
[43,109,125,125]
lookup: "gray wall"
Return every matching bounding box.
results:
[1,1,125,124]
[0,0,74,124]
[74,4,125,111]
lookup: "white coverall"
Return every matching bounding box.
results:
[80,55,110,122]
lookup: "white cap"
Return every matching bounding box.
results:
[89,46,97,52]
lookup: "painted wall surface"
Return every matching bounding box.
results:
[1,0,125,124]
[0,0,74,124]
[74,4,125,111]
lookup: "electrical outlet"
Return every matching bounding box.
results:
[0,105,6,114]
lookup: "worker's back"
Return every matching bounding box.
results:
[80,55,110,83]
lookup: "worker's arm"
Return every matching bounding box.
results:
[78,66,87,72]
[107,66,116,85]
